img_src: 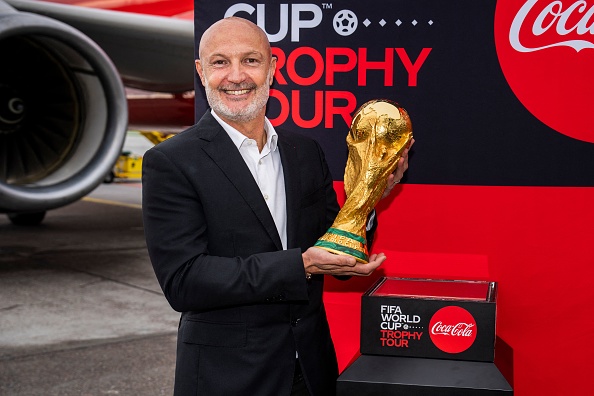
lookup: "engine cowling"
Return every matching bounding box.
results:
[0,6,127,215]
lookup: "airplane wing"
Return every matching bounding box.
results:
[0,0,195,224]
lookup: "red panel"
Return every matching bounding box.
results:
[325,183,594,395]
[43,0,195,18]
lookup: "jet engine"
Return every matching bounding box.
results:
[0,3,127,224]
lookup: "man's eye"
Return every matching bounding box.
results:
[245,58,259,64]
[212,60,227,66]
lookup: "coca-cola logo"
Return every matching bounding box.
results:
[510,0,594,52]
[429,306,477,354]
[495,0,594,143]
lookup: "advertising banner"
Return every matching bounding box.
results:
[360,278,496,362]
[194,0,594,186]
[194,1,594,393]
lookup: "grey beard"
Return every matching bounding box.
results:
[205,84,269,123]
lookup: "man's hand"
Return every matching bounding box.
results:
[382,138,415,199]
[302,247,386,277]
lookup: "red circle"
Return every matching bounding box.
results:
[494,0,594,142]
[429,306,477,354]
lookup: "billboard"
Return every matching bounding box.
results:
[194,1,594,394]
[195,0,594,186]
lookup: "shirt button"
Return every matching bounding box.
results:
[291,318,300,327]
[258,160,262,165]
[263,194,269,200]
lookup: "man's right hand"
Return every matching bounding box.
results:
[302,247,386,277]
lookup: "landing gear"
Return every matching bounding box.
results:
[103,171,115,184]
[7,211,46,226]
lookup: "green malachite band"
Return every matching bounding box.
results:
[314,240,369,262]
[326,228,366,245]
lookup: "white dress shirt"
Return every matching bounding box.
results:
[211,110,288,250]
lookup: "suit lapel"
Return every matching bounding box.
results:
[197,112,283,251]
[278,133,302,250]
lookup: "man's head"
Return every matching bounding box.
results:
[196,17,276,126]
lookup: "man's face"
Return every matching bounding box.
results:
[196,19,276,124]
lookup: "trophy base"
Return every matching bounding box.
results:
[314,228,369,263]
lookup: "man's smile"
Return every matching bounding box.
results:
[222,88,252,96]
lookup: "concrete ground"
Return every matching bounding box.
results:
[0,181,179,395]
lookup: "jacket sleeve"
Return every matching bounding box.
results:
[142,147,309,313]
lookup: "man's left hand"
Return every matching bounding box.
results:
[382,138,414,199]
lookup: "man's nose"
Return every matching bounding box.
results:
[227,62,246,83]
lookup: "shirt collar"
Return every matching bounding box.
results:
[211,110,278,152]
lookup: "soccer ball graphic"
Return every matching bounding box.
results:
[333,10,358,36]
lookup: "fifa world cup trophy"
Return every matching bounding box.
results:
[314,99,413,263]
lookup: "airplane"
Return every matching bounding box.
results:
[0,0,196,225]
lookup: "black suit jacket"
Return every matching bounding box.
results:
[142,111,342,395]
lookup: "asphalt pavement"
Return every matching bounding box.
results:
[0,181,179,395]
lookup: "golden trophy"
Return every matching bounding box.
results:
[314,99,413,263]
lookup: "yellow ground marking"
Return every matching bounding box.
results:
[82,197,142,210]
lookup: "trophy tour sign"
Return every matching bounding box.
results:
[194,0,594,187]
[360,278,496,362]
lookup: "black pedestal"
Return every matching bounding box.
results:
[337,354,513,395]
[337,278,513,395]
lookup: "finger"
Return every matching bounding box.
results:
[399,156,408,174]
[333,259,384,276]
[358,256,385,275]
[312,247,356,263]
[367,253,386,267]
[392,158,405,181]
[317,252,386,275]
[343,253,386,276]
[367,252,386,262]
[402,149,409,162]
[304,247,358,275]
[317,252,357,267]
[401,140,414,163]
[407,138,415,149]
[382,176,396,198]
[316,261,357,271]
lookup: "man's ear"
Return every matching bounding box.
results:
[195,60,206,86]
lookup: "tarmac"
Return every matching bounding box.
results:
[0,181,179,395]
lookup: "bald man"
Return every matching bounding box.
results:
[142,17,410,396]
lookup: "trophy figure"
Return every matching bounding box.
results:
[314,99,413,263]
